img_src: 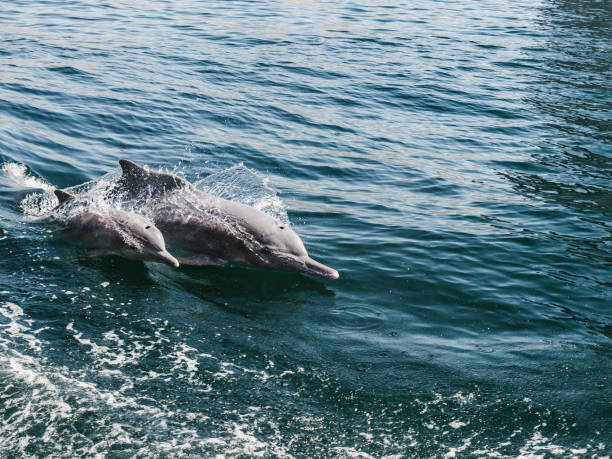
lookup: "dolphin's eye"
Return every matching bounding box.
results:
[279,226,285,230]
[145,225,151,229]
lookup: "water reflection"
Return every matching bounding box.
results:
[509,0,611,218]
[500,0,612,342]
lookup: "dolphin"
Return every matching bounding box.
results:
[52,189,179,268]
[111,159,339,279]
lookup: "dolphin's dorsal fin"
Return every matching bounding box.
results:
[117,158,191,196]
[119,159,147,178]
[54,189,76,204]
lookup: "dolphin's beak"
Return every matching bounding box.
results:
[155,250,180,268]
[301,256,339,280]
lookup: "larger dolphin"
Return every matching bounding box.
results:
[111,159,339,279]
[52,189,179,268]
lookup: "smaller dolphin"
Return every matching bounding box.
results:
[52,189,179,268]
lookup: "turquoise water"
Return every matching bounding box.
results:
[1,0,610,456]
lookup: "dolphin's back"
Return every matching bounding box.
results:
[58,211,119,249]
[152,197,268,266]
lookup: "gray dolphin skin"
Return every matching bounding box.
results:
[114,159,339,279]
[53,189,179,268]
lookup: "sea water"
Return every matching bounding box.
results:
[0,0,610,456]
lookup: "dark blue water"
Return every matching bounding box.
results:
[1,0,610,456]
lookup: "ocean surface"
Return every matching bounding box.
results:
[0,0,610,457]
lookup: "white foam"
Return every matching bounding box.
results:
[444,434,476,458]
[1,162,53,191]
[0,302,42,352]
[517,431,569,457]
[0,306,195,456]
[165,342,200,379]
[20,190,59,217]
[0,162,61,217]
[449,420,467,429]
[331,446,376,458]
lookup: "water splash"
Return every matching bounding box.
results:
[0,162,58,217]
[0,162,54,192]
[13,162,289,225]
[195,163,289,224]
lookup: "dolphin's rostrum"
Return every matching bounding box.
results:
[53,189,179,268]
[113,160,339,279]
